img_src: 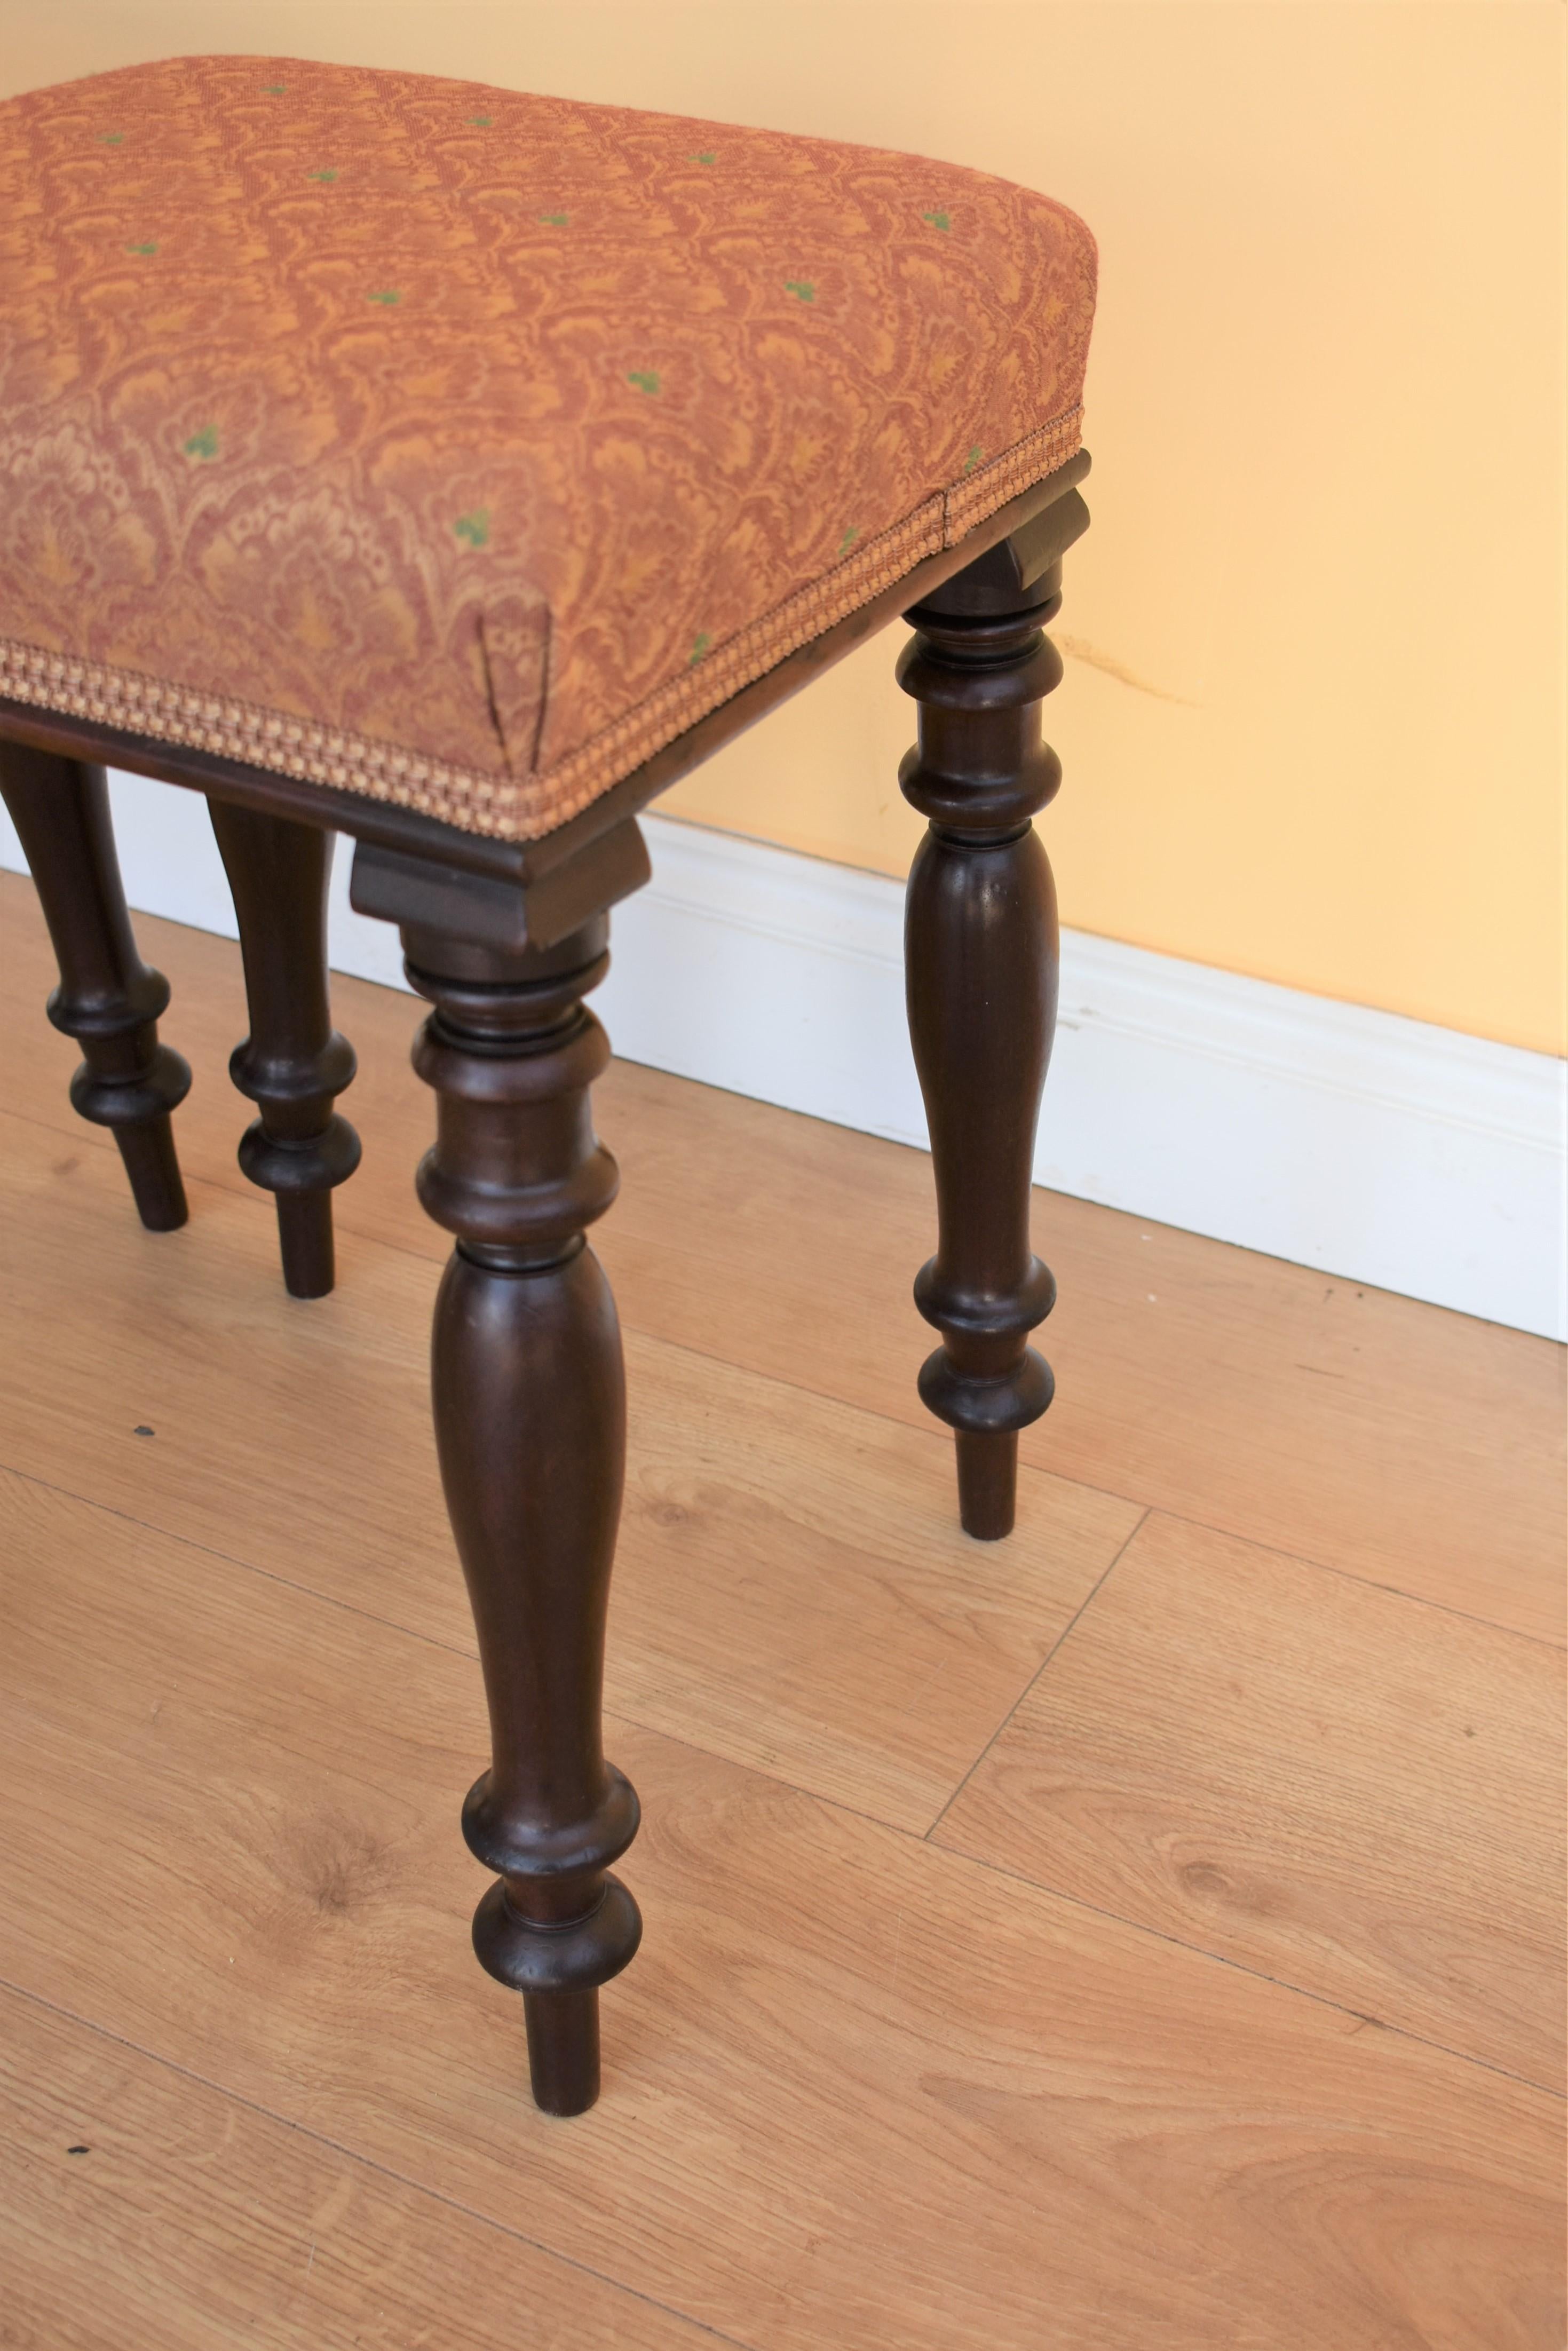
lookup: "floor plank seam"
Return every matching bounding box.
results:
[922,1511,1151,1845]
[8,1115,295,1227]
[0,1101,123,1157]
[916,1843,1568,2103]
[4,1452,1133,1855]
[0,1975,763,2351]
[0,1457,486,1670]
[0,1451,1136,1873]
[1141,1503,1568,1653]
[9,1454,1563,2097]
[17,1448,1557,2092]
[5,1468,1560,2112]
[3,1453,1142,1856]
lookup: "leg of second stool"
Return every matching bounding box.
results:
[0,744,190,1230]
[207,800,360,1299]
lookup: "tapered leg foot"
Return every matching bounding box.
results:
[115,1117,188,1233]
[525,1989,601,2116]
[898,489,1089,1531]
[208,799,359,1297]
[955,1430,1020,1542]
[273,1189,337,1300]
[407,915,641,2114]
[1,745,190,1231]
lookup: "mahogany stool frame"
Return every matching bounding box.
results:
[0,450,1090,2115]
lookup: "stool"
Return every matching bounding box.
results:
[0,56,1097,2113]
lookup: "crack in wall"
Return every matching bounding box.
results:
[1057,633,1199,707]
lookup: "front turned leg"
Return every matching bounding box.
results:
[0,744,189,1230]
[207,801,360,1298]
[897,503,1085,1539]
[405,916,640,2116]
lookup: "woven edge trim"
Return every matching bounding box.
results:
[0,405,1082,843]
[942,408,1083,545]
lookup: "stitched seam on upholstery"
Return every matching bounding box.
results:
[0,406,1082,842]
[473,612,513,778]
[528,603,553,779]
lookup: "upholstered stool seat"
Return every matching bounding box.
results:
[0,55,1095,840]
[1,54,1099,2119]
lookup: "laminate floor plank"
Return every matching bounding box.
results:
[936,1510,1566,2088]
[4,872,1558,1642]
[0,1107,1138,1832]
[1,1472,1559,2351]
[0,1988,722,2351]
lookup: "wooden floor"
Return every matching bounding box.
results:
[1,867,1563,2351]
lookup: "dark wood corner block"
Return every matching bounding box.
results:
[350,819,652,959]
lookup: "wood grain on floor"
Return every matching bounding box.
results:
[1,1473,1559,2351]
[935,1508,1566,2087]
[2,1990,716,2351]
[1,872,1563,2349]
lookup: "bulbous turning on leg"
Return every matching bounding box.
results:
[898,506,1086,1537]
[406,916,640,2115]
[208,800,359,1298]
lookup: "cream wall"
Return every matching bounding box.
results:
[6,2,1565,1054]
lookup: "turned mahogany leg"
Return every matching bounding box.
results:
[207,801,360,1298]
[0,744,189,1229]
[898,507,1085,1539]
[405,916,640,2116]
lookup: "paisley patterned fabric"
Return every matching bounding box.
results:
[0,57,1096,840]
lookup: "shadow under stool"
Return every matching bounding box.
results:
[0,56,1098,2115]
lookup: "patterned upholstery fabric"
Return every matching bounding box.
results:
[0,57,1096,841]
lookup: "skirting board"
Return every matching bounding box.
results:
[3,770,1564,1341]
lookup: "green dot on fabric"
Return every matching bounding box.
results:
[469,115,493,127]
[307,170,338,184]
[963,445,985,474]
[98,133,123,146]
[125,241,157,257]
[923,209,952,232]
[627,370,661,395]
[785,279,815,303]
[263,84,286,96]
[184,426,219,462]
[690,151,716,166]
[367,290,401,305]
[838,526,859,555]
[538,211,568,226]
[690,632,712,665]
[454,511,490,549]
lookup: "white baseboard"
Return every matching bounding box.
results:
[3,772,1563,1340]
